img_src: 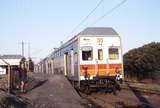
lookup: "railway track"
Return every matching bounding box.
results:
[77,83,160,108]
[121,81,160,95]
[80,92,160,108]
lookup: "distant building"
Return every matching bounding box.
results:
[0,67,6,75]
[0,54,24,75]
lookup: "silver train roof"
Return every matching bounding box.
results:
[78,27,118,36]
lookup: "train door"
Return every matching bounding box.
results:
[74,52,78,79]
[71,50,74,76]
[95,37,105,76]
[64,52,68,75]
[95,48,106,76]
[64,52,71,76]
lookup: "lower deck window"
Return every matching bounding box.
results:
[82,47,93,61]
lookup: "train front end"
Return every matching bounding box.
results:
[78,28,123,93]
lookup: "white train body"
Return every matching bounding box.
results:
[48,27,124,82]
[36,27,123,85]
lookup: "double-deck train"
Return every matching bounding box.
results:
[36,27,123,93]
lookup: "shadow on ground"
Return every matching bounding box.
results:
[26,79,48,93]
[0,94,30,108]
[126,82,158,108]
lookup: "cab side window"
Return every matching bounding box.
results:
[82,47,93,61]
[109,48,119,60]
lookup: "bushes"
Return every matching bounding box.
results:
[124,42,160,80]
[0,75,8,90]
[28,58,34,72]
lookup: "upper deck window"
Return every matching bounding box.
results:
[109,47,119,60]
[82,46,93,61]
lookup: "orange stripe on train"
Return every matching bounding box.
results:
[80,64,122,76]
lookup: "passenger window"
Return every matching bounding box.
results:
[98,49,103,60]
[109,48,119,60]
[82,47,93,61]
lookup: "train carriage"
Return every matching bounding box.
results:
[50,27,123,93]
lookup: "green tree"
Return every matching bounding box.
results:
[124,42,160,80]
[28,58,34,72]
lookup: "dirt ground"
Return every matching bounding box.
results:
[1,73,160,108]
[80,88,160,108]
[20,74,86,108]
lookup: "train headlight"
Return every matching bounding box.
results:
[116,68,122,80]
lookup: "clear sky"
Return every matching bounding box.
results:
[0,0,160,62]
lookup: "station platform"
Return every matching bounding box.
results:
[20,73,85,108]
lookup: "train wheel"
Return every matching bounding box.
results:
[84,85,91,95]
[119,79,123,84]
[113,85,117,95]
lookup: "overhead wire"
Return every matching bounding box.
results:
[63,0,104,42]
[39,0,127,62]
[52,0,126,54]
[91,0,127,25]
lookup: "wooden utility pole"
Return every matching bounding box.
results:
[22,41,24,56]
[28,42,31,72]
[19,41,28,57]
[8,65,11,93]
[28,42,30,58]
